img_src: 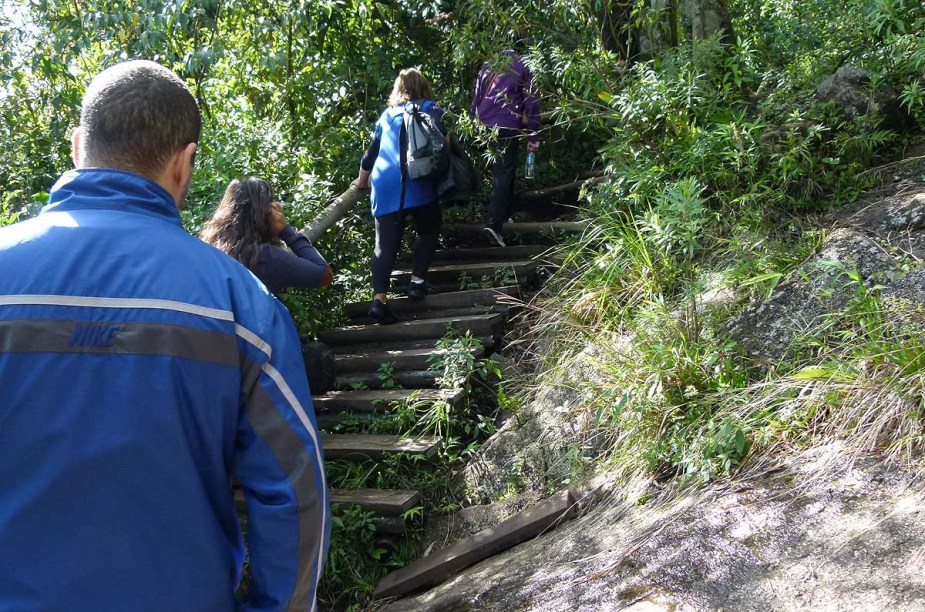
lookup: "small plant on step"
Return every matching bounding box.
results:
[429,330,500,395]
[318,504,389,608]
[377,361,401,390]
[486,266,518,288]
[458,271,475,291]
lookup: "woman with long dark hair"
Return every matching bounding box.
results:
[201,176,332,294]
[353,68,448,324]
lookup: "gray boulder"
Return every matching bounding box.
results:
[728,228,899,365]
[816,64,908,130]
[729,178,925,365]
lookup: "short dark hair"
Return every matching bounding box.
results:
[79,60,201,178]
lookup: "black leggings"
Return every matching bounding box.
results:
[371,201,442,294]
[487,128,522,231]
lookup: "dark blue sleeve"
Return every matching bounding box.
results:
[428,104,448,137]
[253,227,329,293]
[360,121,382,171]
[360,135,380,171]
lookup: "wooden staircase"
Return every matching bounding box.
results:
[305,223,583,597]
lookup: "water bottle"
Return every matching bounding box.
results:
[525,151,536,179]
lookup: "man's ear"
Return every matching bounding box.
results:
[71,127,83,168]
[158,142,198,208]
[174,142,197,188]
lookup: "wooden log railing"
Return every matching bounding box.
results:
[299,184,367,242]
[515,174,606,202]
[298,173,604,241]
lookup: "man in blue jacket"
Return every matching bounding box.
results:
[0,60,330,611]
[471,50,541,248]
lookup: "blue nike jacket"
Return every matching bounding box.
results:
[0,169,330,611]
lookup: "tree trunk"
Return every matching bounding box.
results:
[681,0,734,45]
[637,0,681,60]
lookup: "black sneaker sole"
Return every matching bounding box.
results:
[368,313,398,325]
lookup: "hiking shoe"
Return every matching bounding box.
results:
[483,227,506,248]
[368,299,398,325]
[408,280,438,300]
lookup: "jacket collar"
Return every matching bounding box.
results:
[43,168,183,227]
[387,99,433,115]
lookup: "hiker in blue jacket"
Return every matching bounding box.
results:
[353,68,448,324]
[0,60,330,611]
[201,176,334,295]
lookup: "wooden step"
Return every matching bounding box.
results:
[448,221,588,235]
[317,313,505,347]
[335,345,485,374]
[234,488,420,516]
[398,245,551,265]
[347,305,509,326]
[331,488,421,517]
[391,260,538,286]
[235,489,418,536]
[331,336,495,356]
[344,286,521,319]
[337,369,442,390]
[316,412,361,430]
[312,388,465,414]
[322,433,441,461]
[373,490,578,600]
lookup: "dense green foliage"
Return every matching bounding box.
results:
[3,0,925,606]
[539,0,925,489]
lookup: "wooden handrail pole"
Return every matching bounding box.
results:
[516,174,606,200]
[299,184,367,242]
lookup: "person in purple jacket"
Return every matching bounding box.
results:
[471,50,541,248]
[201,176,333,294]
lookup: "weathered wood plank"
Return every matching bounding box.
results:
[312,388,465,414]
[391,260,538,286]
[322,433,441,461]
[315,412,353,430]
[373,490,578,600]
[335,344,485,374]
[330,488,421,516]
[317,313,505,347]
[348,305,509,326]
[236,489,413,536]
[343,287,521,319]
[336,369,442,390]
[374,516,408,537]
[398,245,551,265]
[330,336,495,356]
[448,221,588,234]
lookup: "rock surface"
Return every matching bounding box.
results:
[815,64,907,130]
[382,451,925,611]
[728,157,925,365]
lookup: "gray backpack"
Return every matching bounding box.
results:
[404,102,448,180]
